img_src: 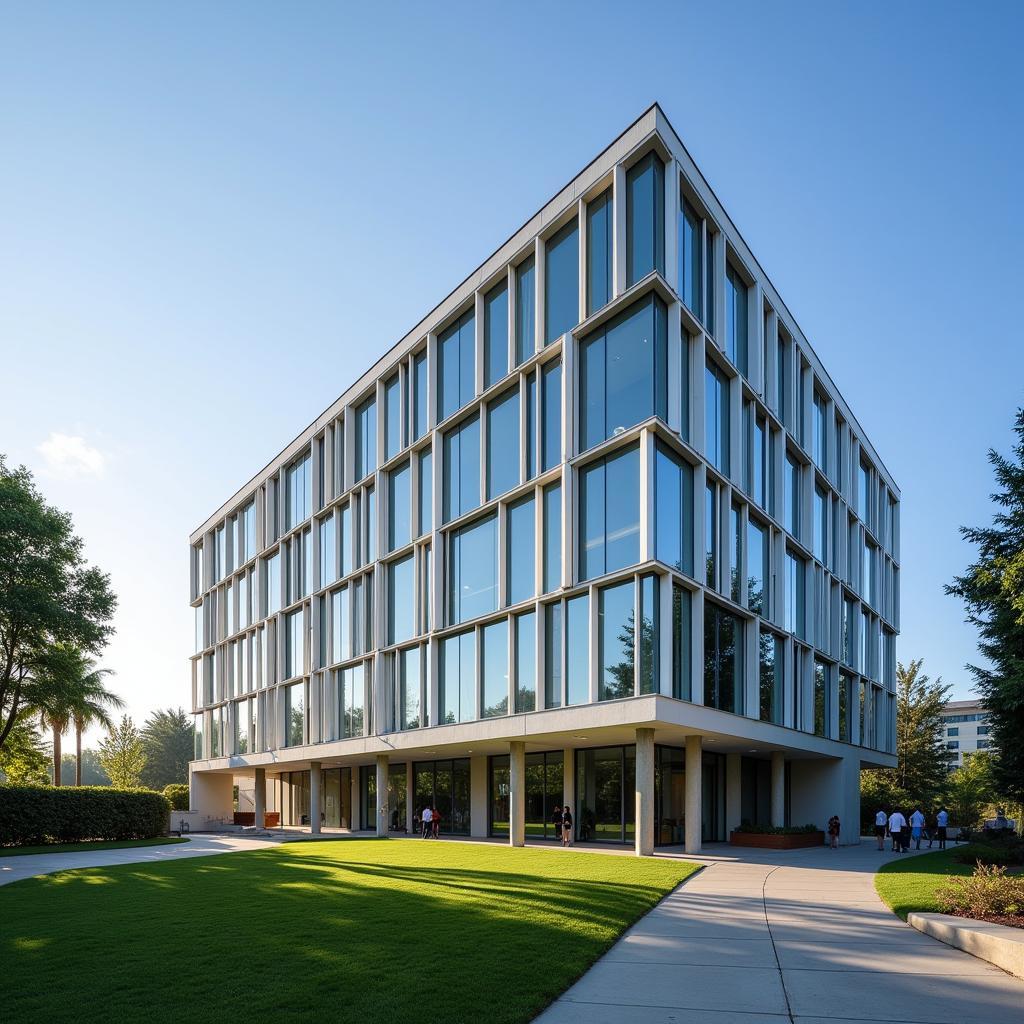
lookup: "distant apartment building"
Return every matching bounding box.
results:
[186,103,899,853]
[941,699,992,768]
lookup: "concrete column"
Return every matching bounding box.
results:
[635,728,655,857]
[771,751,786,828]
[254,767,266,829]
[685,735,702,854]
[509,740,526,848]
[189,768,234,820]
[725,752,742,838]
[405,761,414,835]
[310,761,321,834]
[375,753,389,838]
[470,755,488,838]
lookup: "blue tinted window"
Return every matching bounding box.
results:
[388,554,414,645]
[448,514,497,624]
[725,263,748,375]
[413,352,428,441]
[626,152,665,286]
[599,580,635,700]
[541,361,561,471]
[486,388,519,500]
[785,454,800,536]
[484,282,509,389]
[355,398,377,481]
[704,362,729,475]
[481,620,508,718]
[655,442,693,576]
[417,449,432,537]
[544,602,562,708]
[388,461,410,551]
[587,189,612,315]
[566,594,589,705]
[442,416,480,523]
[515,611,536,713]
[545,217,578,344]
[678,197,702,320]
[578,444,641,580]
[704,603,741,713]
[438,310,475,421]
[542,482,561,593]
[515,255,535,366]
[579,294,668,451]
[384,374,402,460]
[285,453,312,531]
[525,371,537,479]
[441,630,476,724]
[506,495,535,605]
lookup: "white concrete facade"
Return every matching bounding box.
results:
[940,699,991,768]
[186,103,899,852]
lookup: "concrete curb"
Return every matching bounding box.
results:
[909,912,1024,979]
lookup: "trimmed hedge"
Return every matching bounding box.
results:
[0,785,171,847]
[163,784,190,811]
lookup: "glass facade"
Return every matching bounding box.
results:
[191,113,898,783]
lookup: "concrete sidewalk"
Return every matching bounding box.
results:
[535,841,1024,1024]
[0,834,282,887]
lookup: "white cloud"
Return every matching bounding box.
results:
[36,432,108,479]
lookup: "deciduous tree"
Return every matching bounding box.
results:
[98,715,146,789]
[139,708,194,790]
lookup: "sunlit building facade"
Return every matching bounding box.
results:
[187,104,899,852]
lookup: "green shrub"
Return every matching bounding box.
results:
[162,784,190,811]
[936,862,1024,918]
[0,785,170,846]
[733,822,820,835]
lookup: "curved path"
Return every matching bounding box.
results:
[536,841,1024,1024]
[0,834,282,887]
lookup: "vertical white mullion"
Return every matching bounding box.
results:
[533,235,544,356]
[474,289,485,396]
[664,158,679,293]
[666,300,682,435]
[612,163,626,298]
[576,197,587,324]
[587,584,599,705]
[639,428,654,563]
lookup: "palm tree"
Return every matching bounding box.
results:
[34,645,120,786]
[69,660,121,786]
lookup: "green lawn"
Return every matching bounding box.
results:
[0,837,189,858]
[875,847,976,919]
[0,839,699,1024]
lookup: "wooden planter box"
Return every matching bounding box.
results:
[730,830,824,849]
[234,811,280,827]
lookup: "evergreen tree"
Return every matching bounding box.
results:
[0,715,50,784]
[947,409,1024,804]
[139,708,194,790]
[98,715,146,789]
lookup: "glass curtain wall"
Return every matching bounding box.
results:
[413,759,471,835]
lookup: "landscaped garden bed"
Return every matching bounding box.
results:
[730,824,824,849]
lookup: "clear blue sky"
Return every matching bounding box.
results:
[2,2,1021,738]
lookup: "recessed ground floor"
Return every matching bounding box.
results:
[191,703,886,853]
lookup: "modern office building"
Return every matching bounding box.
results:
[941,699,991,769]
[187,103,899,853]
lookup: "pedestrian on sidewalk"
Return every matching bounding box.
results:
[827,814,841,848]
[909,807,926,849]
[431,806,441,839]
[888,809,907,852]
[935,806,949,850]
[421,805,432,838]
[561,805,573,847]
[551,804,562,842]
[874,808,888,851]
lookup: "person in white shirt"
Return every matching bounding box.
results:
[874,809,888,851]
[933,807,949,849]
[888,810,907,852]
[909,807,926,849]
[421,806,432,839]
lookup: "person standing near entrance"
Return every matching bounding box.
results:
[431,806,441,839]
[561,805,573,847]
[827,814,841,849]
[909,807,926,849]
[874,809,888,851]
[935,806,949,849]
[888,809,906,852]
[550,805,562,842]
[421,805,432,838]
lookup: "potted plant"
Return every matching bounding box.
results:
[730,822,825,849]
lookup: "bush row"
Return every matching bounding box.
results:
[0,785,171,846]
[163,784,190,811]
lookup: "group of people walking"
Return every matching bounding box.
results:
[550,805,574,846]
[874,806,949,852]
[415,806,442,839]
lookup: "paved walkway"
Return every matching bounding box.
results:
[0,834,282,887]
[535,841,1024,1024]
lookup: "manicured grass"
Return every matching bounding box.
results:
[0,839,698,1024]
[875,847,976,920]
[0,837,189,858]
